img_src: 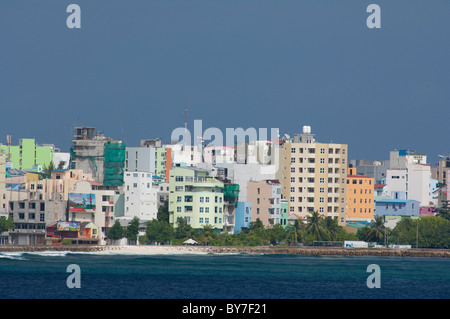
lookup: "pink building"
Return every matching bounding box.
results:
[247,180,282,227]
[420,206,435,216]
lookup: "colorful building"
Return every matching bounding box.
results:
[0,138,53,170]
[346,167,374,221]
[234,202,252,232]
[247,179,282,227]
[281,126,348,225]
[168,167,224,230]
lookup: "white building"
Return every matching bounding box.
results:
[124,171,158,222]
[384,150,433,207]
[125,147,156,173]
[167,143,203,167]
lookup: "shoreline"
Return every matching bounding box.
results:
[0,245,449,258]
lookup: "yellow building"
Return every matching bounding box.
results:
[281,126,348,225]
[346,167,374,221]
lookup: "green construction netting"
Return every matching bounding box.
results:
[104,141,126,186]
[224,184,239,198]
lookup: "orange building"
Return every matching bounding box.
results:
[346,167,374,221]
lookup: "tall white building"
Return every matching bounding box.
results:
[124,172,158,222]
[384,150,433,207]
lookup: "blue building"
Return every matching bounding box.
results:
[374,199,420,217]
[234,202,252,233]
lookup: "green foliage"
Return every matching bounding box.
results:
[175,217,193,240]
[126,216,140,242]
[436,200,450,221]
[108,220,125,240]
[0,217,15,233]
[146,219,174,244]
[137,212,366,247]
[391,216,450,248]
[157,206,170,223]
[42,161,55,179]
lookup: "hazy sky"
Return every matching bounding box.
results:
[1,1,449,164]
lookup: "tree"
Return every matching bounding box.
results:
[391,216,450,248]
[436,200,450,221]
[175,217,193,240]
[266,224,286,245]
[157,206,169,223]
[126,216,140,243]
[365,216,386,244]
[146,219,174,244]
[42,161,55,179]
[195,224,217,246]
[286,220,304,246]
[0,217,15,233]
[321,217,340,241]
[108,220,125,241]
[306,211,328,241]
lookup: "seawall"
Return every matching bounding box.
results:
[0,245,449,257]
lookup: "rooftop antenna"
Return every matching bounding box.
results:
[184,108,187,148]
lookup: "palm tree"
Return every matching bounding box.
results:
[42,161,55,179]
[286,220,304,245]
[196,224,216,246]
[322,217,340,241]
[306,211,327,241]
[366,216,386,244]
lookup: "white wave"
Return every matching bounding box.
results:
[25,251,70,257]
[0,252,27,260]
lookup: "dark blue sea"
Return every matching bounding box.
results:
[0,251,449,299]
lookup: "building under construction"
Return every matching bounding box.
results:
[70,127,125,187]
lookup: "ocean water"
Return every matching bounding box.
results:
[0,251,449,299]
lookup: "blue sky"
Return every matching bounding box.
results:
[1,1,449,163]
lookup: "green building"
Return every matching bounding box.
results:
[169,166,224,230]
[0,138,53,170]
[155,147,170,181]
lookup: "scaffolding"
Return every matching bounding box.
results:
[103,141,126,186]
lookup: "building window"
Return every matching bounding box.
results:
[291,148,296,153]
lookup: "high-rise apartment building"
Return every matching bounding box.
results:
[346,167,374,221]
[0,138,53,170]
[281,126,348,225]
[168,166,224,230]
